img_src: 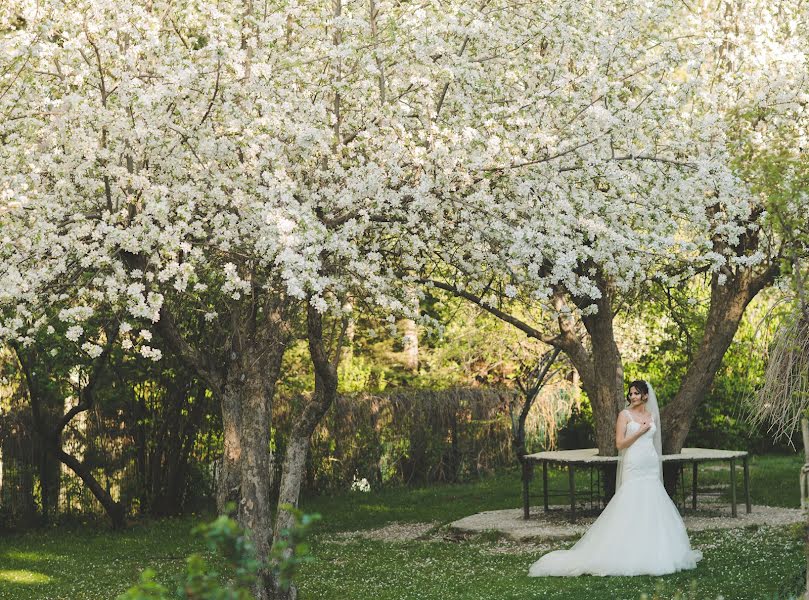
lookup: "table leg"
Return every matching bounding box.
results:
[569,465,576,522]
[543,461,549,512]
[597,466,602,508]
[522,462,530,520]
[730,457,737,517]
[743,455,751,514]
[692,462,698,511]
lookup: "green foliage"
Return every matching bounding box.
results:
[337,354,388,393]
[118,507,320,600]
[306,387,515,492]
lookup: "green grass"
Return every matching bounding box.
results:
[0,517,208,599]
[0,454,804,600]
[700,453,803,508]
[296,526,804,600]
[293,454,804,600]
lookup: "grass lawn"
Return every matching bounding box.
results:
[0,454,804,600]
[0,516,207,599]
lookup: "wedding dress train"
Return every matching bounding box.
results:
[528,410,702,577]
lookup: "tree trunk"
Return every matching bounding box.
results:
[54,446,125,528]
[275,307,339,534]
[661,268,772,454]
[38,444,60,523]
[218,373,243,513]
[400,317,419,372]
[239,358,275,600]
[236,305,289,600]
[580,284,624,457]
[15,342,125,529]
[659,262,775,495]
[272,306,339,599]
[155,296,291,598]
[341,299,355,363]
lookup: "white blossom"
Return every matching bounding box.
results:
[65,325,83,342]
[0,0,803,354]
[140,345,162,361]
[81,342,104,358]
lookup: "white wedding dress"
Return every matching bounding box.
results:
[528,409,702,577]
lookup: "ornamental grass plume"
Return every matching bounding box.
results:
[749,305,809,442]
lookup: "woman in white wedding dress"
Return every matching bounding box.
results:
[528,380,702,577]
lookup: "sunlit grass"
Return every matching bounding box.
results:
[0,569,52,584]
[297,453,804,600]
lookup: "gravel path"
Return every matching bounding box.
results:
[332,521,440,542]
[325,502,803,545]
[449,503,804,541]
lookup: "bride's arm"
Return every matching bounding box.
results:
[615,412,651,450]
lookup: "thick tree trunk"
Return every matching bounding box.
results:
[240,358,276,600]
[156,294,292,598]
[565,280,623,500]
[218,374,243,513]
[38,445,60,523]
[235,304,289,600]
[661,269,772,454]
[581,283,624,457]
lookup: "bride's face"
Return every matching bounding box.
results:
[628,387,646,407]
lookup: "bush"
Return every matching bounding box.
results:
[119,506,320,600]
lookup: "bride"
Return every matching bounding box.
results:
[528,380,702,577]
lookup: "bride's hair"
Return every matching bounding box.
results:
[627,380,649,403]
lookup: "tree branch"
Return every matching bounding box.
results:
[155,305,223,398]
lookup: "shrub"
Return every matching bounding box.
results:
[119,506,320,600]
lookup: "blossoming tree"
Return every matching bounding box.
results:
[421,0,807,470]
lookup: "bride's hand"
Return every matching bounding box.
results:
[639,422,652,434]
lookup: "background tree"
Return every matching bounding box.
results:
[422,0,806,496]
